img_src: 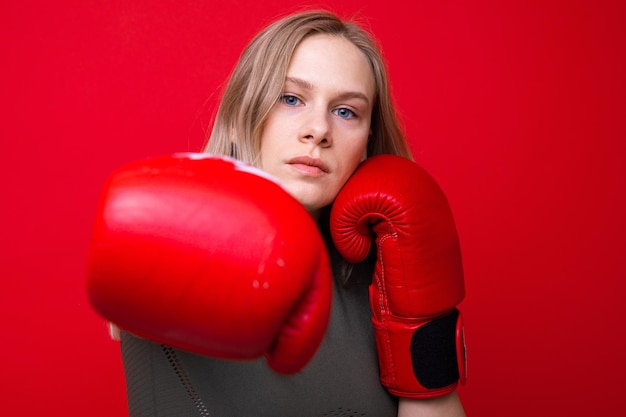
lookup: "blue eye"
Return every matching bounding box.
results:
[334,107,356,119]
[281,95,301,106]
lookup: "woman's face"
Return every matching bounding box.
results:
[259,34,375,218]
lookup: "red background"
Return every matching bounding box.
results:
[2,1,625,415]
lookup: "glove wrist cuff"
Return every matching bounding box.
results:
[373,308,466,398]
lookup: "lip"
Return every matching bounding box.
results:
[287,155,330,176]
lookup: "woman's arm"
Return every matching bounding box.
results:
[398,392,466,417]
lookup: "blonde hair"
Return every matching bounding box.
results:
[204,10,413,164]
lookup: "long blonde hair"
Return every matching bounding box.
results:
[204,10,413,164]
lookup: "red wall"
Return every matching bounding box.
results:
[2,1,625,415]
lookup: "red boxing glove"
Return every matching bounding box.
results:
[330,154,466,398]
[86,153,332,374]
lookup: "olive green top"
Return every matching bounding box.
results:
[120,265,397,417]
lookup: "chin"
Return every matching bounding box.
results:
[294,195,330,218]
[283,183,330,209]
[298,198,324,212]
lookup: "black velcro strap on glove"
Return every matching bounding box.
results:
[410,308,460,389]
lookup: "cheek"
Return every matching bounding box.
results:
[259,121,281,166]
[341,133,369,165]
[336,142,368,185]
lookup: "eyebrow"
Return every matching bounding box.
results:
[285,76,371,105]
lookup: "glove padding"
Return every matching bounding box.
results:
[87,153,332,374]
[330,154,466,398]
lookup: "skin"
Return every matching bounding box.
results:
[398,393,466,417]
[259,34,374,220]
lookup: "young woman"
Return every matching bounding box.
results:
[114,10,466,416]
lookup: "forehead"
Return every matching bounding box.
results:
[286,34,375,100]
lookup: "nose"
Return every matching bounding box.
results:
[300,107,332,147]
